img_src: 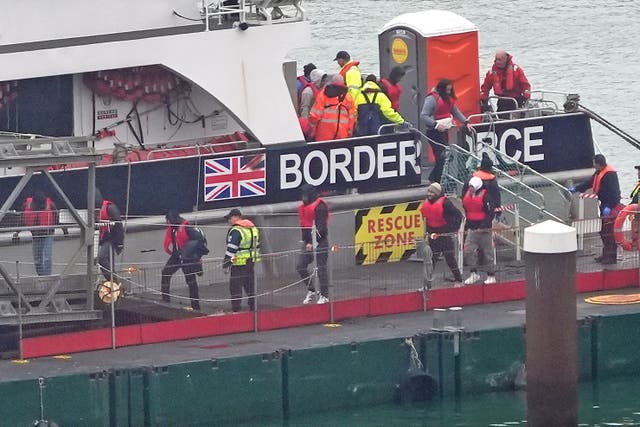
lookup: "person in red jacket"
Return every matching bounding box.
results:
[22,191,58,276]
[419,182,463,287]
[96,189,124,283]
[480,50,531,112]
[379,66,406,112]
[420,79,469,183]
[462,176,498,285]
[296,184,330,304]
[161,210,208,310]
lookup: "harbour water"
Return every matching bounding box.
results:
[290,0,640,193]
[252,376,640,426]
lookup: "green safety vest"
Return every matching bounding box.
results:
[232,225,261,266]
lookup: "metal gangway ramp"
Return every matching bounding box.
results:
[0,134,103,325]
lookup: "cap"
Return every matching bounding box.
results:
[333,50,350,61]
[469,176,483,191]
[224,208,242,220]
[427,182,442,196]
[635,165,640,170]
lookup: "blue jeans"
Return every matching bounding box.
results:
[32,235,53,276]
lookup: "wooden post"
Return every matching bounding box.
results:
[523,220,578,427]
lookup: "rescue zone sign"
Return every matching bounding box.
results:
[355,202,424,265]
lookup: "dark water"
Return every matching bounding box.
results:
[250,376,640,426]
[290,0,640,193]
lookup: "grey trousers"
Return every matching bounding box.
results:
[464,229,495,275]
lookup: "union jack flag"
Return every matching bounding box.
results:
[203,154,266,201]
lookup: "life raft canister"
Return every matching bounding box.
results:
[613,204,640,251]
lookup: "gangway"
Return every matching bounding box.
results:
[0,135,103,325]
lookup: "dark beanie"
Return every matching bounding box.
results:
[480,153,493,171]
[303,63,316,77]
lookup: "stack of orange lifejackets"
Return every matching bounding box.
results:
[83,66,190,103]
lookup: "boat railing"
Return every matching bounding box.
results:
[412,124,570,226]
[468,105,558,123]
[201,0,305,31]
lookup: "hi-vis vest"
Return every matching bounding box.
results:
[230,222,261,266]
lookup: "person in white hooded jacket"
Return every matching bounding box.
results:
[299,68,327,118]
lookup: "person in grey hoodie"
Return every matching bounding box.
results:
[299,68,327,118]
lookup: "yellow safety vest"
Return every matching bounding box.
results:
[232,225,261,266]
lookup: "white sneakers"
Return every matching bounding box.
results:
[463,272,497,285]
[303,290,317,304]
[464,272,481,285]
[303,291,329,304]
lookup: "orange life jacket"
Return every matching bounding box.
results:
[309,89,356,141]
[592,164,616,196]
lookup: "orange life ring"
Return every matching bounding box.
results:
[614,204,640,251]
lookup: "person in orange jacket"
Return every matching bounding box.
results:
[308,74,356,142]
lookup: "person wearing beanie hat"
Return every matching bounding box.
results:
[462,176,498,285]
[419,183,464,288]
[298,68,327,118]
[296,62,316,95]
[479,153,493,171]
[297,184,331,304]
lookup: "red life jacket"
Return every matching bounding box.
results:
[298,198,328,227]
[420,196,447,228]
[163,219,191,254]
[23,197,55,227]
[429,91,456,120]
[380,78,403,111]
[463,188,487,222]
[297,79,319,115]
[99,200,114,242]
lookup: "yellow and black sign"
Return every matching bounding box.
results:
[355,202,424,265]
[391,38,409,64]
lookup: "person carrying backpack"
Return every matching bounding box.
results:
[161,210,209,310]
[354,75,404,136]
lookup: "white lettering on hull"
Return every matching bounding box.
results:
[476,125,544,162]
[280,140,420,189]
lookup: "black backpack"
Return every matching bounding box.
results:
[355,92,383,136]
[182,226,210,261]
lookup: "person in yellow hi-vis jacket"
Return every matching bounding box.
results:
[223,208,260,312]
[354,74,404,136]
[334,50,362,100]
